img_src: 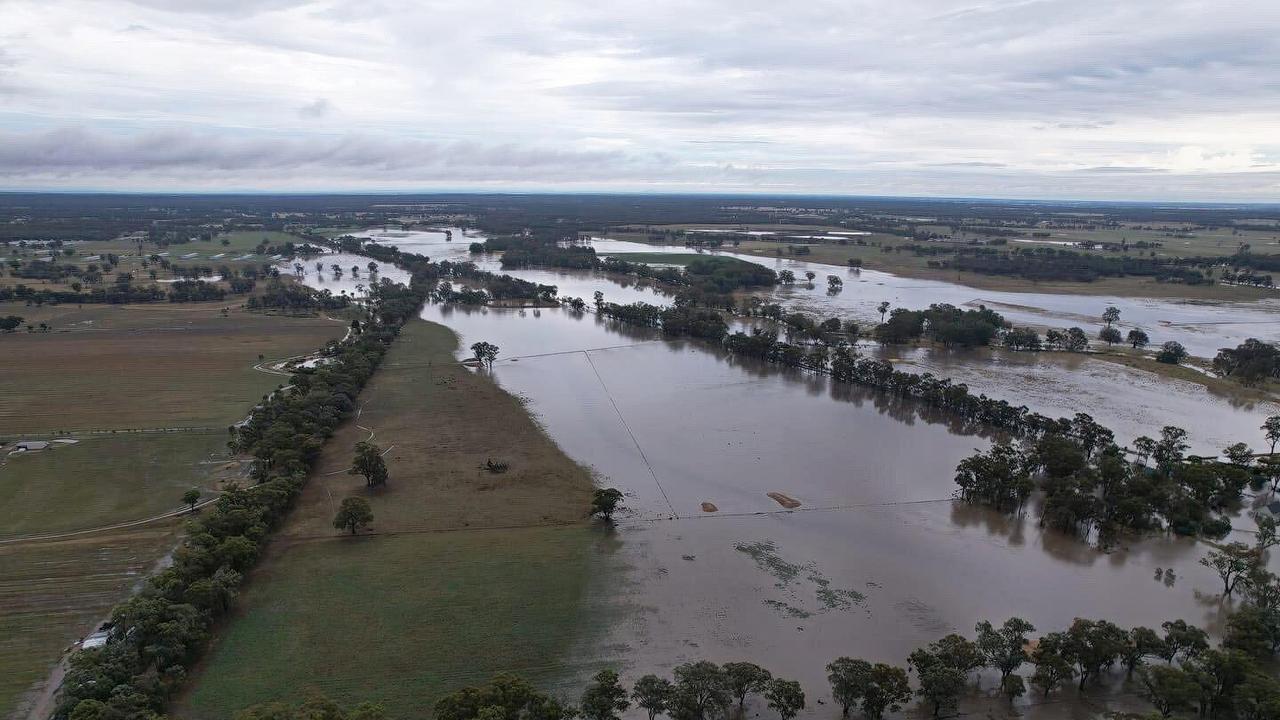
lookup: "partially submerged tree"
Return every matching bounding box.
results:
[1029,633,1076,698]
[827,658,911,720]
[1102,306,1121,328]
[915,665,965,718]
[1264,415,1280,455]
[764,679,805,720]
[580,669,630,720]
[592,487,624,522]
[470,341,500,370]
[1140,665,1200,717]
[723,662,772,710]
[1160,620,1210,664]
[1201,543,1261,598]
[975,617,1035,682]
[669,661,731,720]
[631,675,673,720]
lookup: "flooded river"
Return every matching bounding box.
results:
[292,229,1280,715]
[588,239,1280,361]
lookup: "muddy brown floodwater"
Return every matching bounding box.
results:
[417,303,1273,715]
[289,230,1280,718]
[588,239,1280,360]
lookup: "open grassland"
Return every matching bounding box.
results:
[610,224,1276,300]
[0,302,344,434]
[0,432,226,538]
[0,523,179,719]
[282,319,593,537]
[178,319,602,718]
[178,527,610,720]
[0,302,345,718]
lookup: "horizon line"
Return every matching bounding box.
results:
[2,188,1280,208]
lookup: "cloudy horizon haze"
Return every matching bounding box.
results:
[2,0,1279,201]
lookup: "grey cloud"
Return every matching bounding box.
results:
[298,98,331,118]
[0,127,659,180]
[1074,166,1167,174]
[121,0,311,15]
[3,0,1280,199]
[926,162,1009,168]
[1056,121,1115,130]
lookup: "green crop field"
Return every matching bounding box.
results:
[178,526,615,719]
[0,432,226,538]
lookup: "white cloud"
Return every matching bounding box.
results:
[0,0,1277,199]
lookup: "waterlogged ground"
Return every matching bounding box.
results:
[590,239,1280,360]
[308,230,1280,454]
[287,229,1280,716]
[875,345,1279,456]
[416,302,1275,719]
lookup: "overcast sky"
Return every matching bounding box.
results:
[2,0,1279,200]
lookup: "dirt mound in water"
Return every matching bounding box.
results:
[700,502,718,512]
[768,492,801,509]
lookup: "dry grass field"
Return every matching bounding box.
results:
[0,300,346,719]
[0,301,344,434]
[177,320,603,719]
[0,524,181,720]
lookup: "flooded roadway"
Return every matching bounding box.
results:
[293,229,1280,715]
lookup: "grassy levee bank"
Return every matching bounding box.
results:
[177,319,601,720]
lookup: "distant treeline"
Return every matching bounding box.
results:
[943,247,1212,284]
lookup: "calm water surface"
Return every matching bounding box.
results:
[291,230,1279,715]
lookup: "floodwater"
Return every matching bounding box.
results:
[286,230,1280,715]
[590,239,1280,360]
[416,302,1266,716]
[309,230,1279,454]
[875,345,1279,456]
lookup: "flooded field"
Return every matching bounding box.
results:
[877,345,1279,456]
[288,229,1280,713]
[589,238,1280,360]
[418,304,1261,693]
[311,230,1279,453]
